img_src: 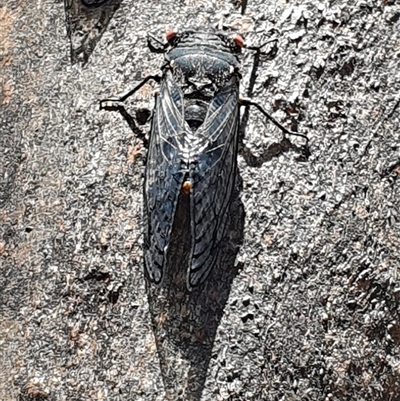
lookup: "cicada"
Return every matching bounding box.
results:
[101,28,306,290]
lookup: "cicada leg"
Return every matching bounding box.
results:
[100,75,161,142]
[239,98,308,142]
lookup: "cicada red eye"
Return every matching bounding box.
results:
[232,34,244,48]
[166,28,178,42]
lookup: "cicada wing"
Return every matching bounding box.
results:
[188,78,240,288]
[144,71,187,284]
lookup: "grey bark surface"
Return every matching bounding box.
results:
[1,0,400,400]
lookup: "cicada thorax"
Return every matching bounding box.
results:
[166,32,241,92]
[168,51,239,93]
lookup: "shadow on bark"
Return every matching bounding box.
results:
[146,183,245,401]
[64,0,123,64]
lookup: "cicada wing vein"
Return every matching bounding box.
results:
[144,72,187,284]
[188,78,240,288]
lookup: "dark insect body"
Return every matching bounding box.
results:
[80,0,110,8]
[101,28,306,291]
[147,29,243,290]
